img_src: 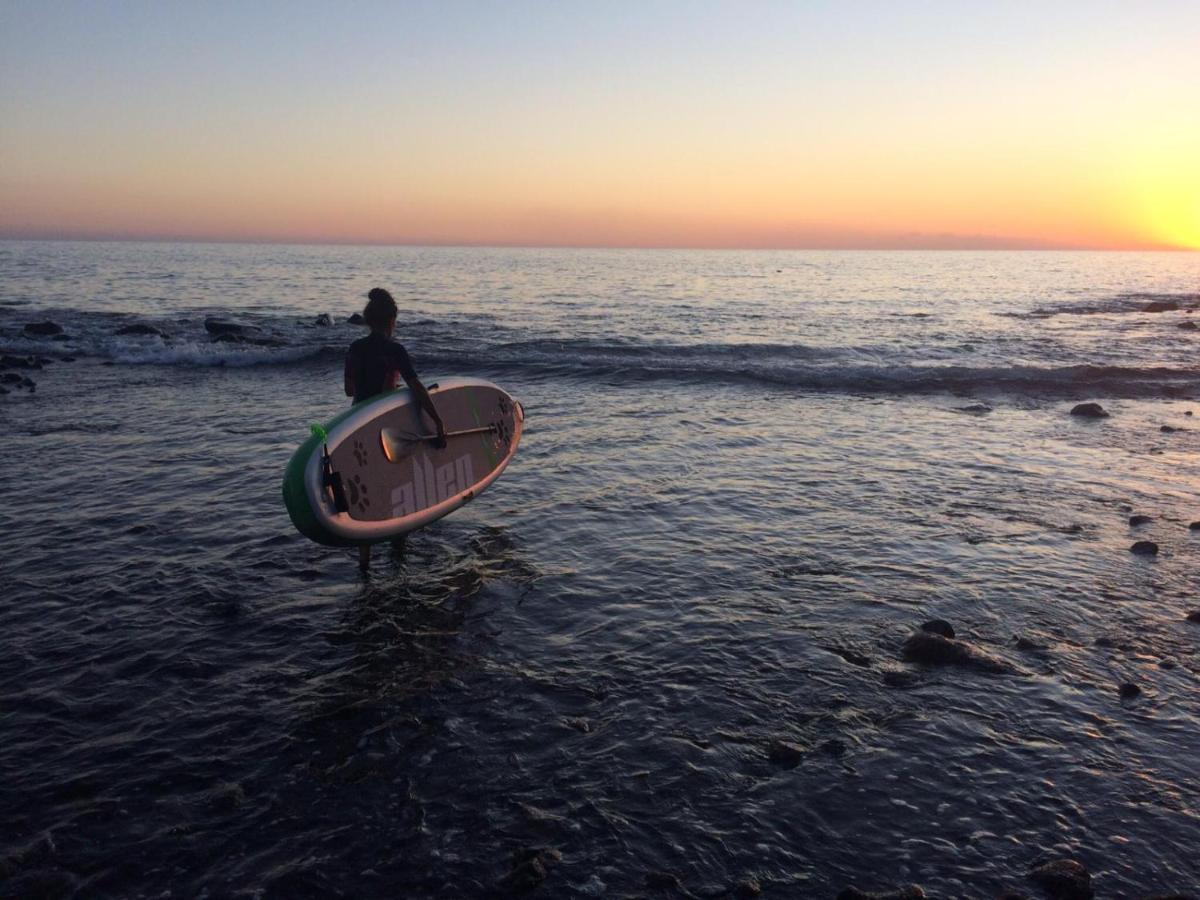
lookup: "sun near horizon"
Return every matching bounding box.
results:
[1,1,1198,252]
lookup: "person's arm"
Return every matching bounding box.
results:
[395,345,446,445]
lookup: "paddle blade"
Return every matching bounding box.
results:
[380,427,421,463]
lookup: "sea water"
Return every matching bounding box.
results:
[1,242,1198,896]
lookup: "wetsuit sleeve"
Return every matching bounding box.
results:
[391,343,419,385]
[343,345,356,396]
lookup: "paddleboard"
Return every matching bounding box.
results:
[283,378,524,546]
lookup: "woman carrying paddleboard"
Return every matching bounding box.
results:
[344,287,446,570]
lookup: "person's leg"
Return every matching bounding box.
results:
[358,544,371,572]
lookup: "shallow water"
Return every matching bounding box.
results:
[1,243,1199,896]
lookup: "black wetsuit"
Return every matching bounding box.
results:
[344,332,418,404]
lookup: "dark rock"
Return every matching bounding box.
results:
[1014,636,1045,652]
[1094,636,1130,650]
[920,619,955,639]
[1144,301,1179,312]
[820,738,847,758]
[561,716,590,733]
[1158,659,1177,670]
[1130,540,1159,556]
[210,332,288,347]
[766,740,805,768]
[882,670,918,688]
[1129,515,1153,526]
[1,354,43,369]
[837,886,926,900]
[1187,411,1195,416]
[955,403,993,414]
[1160,425,1181,433]
[204,317,255,336]
[645,870,683,890]
[733,877,762,897]
[1,372,21,384]
[348,312,365,325]
[1070,402,1108,419]
[51,333,71,341]
[1185,611,1200,623]
[314,313,333,326]
[829,646,871,667]
[901,630,1015,674]
[1029,858,1093,899]
[1190,522,1200,531]
[23,321,63,336]
[116,323,168,337]
[1119,682,1141,700]
[1178,320,1198,330]
[499,847,561,893]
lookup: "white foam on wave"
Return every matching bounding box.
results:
[108,341,323,367]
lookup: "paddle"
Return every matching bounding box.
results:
[311,424,349,512]
[380,424,495,462]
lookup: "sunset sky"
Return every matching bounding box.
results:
[1,1,1198,249]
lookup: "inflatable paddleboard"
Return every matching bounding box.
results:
[283,378,524,546]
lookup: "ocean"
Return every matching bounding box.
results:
[1,241,1198,897]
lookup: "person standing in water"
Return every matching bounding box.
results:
[344,287,446,571]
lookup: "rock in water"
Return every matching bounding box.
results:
[1178,320,1198,330]
[1070,403,1109,419]
[901,630,1015,674]
[1160,425,1182,433]
[23,321,63,336]
[1128,515,1153,526]
[766,740,805,768]
[1189,522,1200,531]
[499,847,561,892]
[204,317,253,336]
[348,312,365,324]
[1118,682,1141,700]
[920,619,955,639]
[1130,540,1159,556]
[1185,611,1200,623]
[1143,300,1179,312]
[644,871,683,890]
[836,886,926,900]
[1028,859,1094,899]
[733,877,762,897]
[116,323,168,337]
[314,313,333,326]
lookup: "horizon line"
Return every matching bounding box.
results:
[0,233,1192,253]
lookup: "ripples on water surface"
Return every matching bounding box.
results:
[1,244,1199,896]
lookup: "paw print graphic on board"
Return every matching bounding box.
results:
[345,474,370,514]
[352,439,369,467]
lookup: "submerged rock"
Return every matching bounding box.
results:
[644,870,683,890]
[1144,300,1180,312]
[1178,320,1198,330]
[1119,682,1141,700]
[766,739,805,768]
[1070,403,1109,419]
[1160,425,1182,433]
[23,321,63,336]
[1028,858,1094,899]
[204,317,254,336]
[314,313,333,326]
[499,847,561,893]
[1129,515,1153,526]
[733,877,762,897]
[837,885,925,900]
[1130,540,1159,556]
[954,403,993,414]
[920,619,955,639]
[1190,522,1200,531]
[115,323,168,337]
[1,354,43,369]
[881,669,918,688]
[1185,611,1200,623]
[901,630,1015,674]
[348,312,365,325]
